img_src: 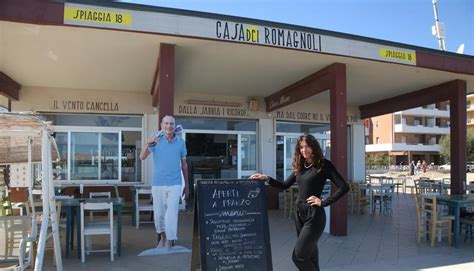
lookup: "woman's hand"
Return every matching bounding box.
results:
[249,173,268,180]
[307,195,322,206]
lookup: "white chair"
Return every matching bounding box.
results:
[89,192,111,221]
[135,187,153,229]
[80,202,114,263]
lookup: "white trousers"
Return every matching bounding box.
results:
[152,185,182,240]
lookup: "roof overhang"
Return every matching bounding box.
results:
[0,0,473,110]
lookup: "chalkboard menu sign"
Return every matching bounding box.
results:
[191,179,273,271]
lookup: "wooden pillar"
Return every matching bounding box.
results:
[329,64,347,236]
[151,44,175,122]
[449,80,467,195]
[157,44,175,122]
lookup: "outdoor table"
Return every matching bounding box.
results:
[436,193,474,248]
[368,175,386,184]
[59,197,124,258]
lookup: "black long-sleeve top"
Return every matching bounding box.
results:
[267,159,350,207]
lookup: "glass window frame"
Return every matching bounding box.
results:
[51,121,143,184]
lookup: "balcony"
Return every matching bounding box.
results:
[394,123,449,134]
[397,107,449,118]
[366,143,440,153]
[468,104,474,111]
[468,118,474,125]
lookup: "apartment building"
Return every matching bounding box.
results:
[365,101,450,166]
[468,94,474,131]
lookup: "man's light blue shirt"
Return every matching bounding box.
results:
[149,135,187,186]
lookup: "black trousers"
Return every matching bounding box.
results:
[292,201,326,271]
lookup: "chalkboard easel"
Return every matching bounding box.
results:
[191,179,273,271]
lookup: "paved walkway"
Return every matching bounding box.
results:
[41,193,474,271]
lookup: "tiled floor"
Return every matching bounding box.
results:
[39,193,474,271]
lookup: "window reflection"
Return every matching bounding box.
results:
[53,132,68,180]
[100,133,119,180]
[71,132,99,180]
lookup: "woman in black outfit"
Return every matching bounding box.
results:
[250,133,349,271]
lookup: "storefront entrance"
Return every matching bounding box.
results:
[176,117,257,196]
[276,134,331,180]
[275,122,355,181]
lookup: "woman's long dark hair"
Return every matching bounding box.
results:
[292,133,324,176]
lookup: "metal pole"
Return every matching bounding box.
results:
[432,0,446,50]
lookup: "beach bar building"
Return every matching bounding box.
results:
[1,0,473,237]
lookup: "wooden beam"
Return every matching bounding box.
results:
[359,80,458,119]
[151,54,160,107]
[360,81,457,119]
[360,79,468,196]
[0,0,64,25]
[264,63,345,112]
[0,72,21,101]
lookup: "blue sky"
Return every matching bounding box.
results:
[119,0,474,56]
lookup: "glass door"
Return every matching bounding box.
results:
[239,134,257,178]
[276,133,330,180]
[276,135,298,180]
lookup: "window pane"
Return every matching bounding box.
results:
[276,136,284,180]
[121,131,142,182]
[285,137,297,178]
[101,133,119,180]
[71,132,98,180]
[53,132,68,180]
[241,135,256,171]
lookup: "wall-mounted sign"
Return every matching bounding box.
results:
[379,48,416,64]
[216,21,321,52]
[64,6,132,26]
[177,104,248,117]
[52,99,119,112]
[275,110,359,123]
[64,3,416,65]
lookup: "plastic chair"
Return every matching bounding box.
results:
[135,187,153,229]
[80,202,114,263]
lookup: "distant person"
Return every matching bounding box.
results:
[410,161,415,176]
[416,160,422,174]
[250,133,349,271]
[422,160,428,173]
[140,115,189,248]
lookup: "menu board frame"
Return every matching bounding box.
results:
[191,179,273,271]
